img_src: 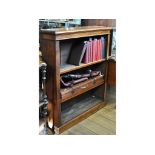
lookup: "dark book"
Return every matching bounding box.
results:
[68,41,87,65]
[101,37,106,58]
[87,41,91,63]
[99,39,102,60]
[83,43,88,64]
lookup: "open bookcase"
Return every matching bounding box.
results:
[40,26,112,134]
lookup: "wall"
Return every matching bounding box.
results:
[81,19,116,27]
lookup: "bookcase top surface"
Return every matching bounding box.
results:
[40,26,112,35]
[40,26,112,40]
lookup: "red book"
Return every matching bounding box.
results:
[89,39,93,62]
[92,40,95,62]
[94,39,98,61]
[97,39,100,60]
[97,39,101,61]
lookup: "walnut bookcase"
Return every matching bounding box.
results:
[40,26,112,134]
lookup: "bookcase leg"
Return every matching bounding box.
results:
[54,126,60,135]
[47,101,54,129]
[104,83,107,101]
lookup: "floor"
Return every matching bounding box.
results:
[39,86,116,135]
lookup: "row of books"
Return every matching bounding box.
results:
[68,37,106,66]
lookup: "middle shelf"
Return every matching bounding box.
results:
[60,59,106,74]
[60,74,104,103]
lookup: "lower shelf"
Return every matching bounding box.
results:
[54,89,106,134]
[55,101,106,134]
[61,95,103,124]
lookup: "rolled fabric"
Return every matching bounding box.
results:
[60,77,88,87]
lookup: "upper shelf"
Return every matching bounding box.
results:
[40,26,112,40]
[60,59,106,74]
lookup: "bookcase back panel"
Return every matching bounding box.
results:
[60,40,74,64]
[60,38,86,65]
[89,62,106,75]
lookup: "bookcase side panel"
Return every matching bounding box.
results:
[40,38,62,127]
[54,41,62,127]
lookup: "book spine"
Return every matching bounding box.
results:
[89,38,93,62]
[88,41,90,63]
[101,39,103,59]
[97,39,100,60]
[101,37,106,59]
[92,39,95,62]
[94,39,97,61]
[84,41,89,64]
[80,41,87,64]
[99,39,102,60]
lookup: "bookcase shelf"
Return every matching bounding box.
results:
[60,75,104,103]
[61,94,103,124]
[60,59,106,74]
[56,102,105,134]
[40,26,112,134]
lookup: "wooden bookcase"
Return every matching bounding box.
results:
[40,26,112,134]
